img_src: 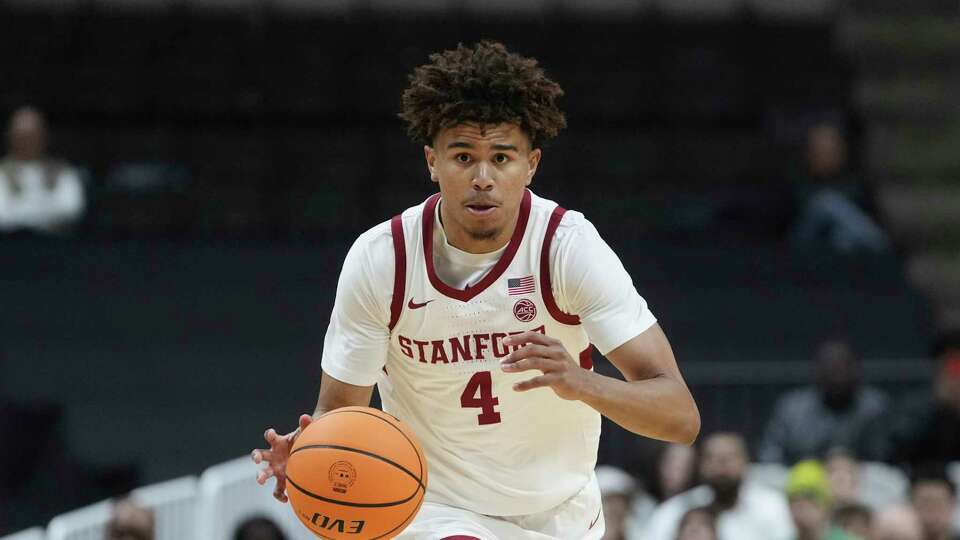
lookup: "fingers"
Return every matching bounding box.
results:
[503,331,557,348]
[264,428,279,446]
[503,344,555,365]
[298,414,312,432]
[513,374,553,392]
[273,477,288,502]
[251,449,273,464]
[501,356,557,374]
[256,465,274,485]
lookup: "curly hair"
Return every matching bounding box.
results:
[399,41,566,148]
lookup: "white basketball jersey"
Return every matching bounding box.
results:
[378,189,601,517]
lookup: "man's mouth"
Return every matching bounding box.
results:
[465,203,498,216]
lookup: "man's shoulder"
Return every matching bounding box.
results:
[529,191,591,249]
[353,198,428,252]
[348,220,396,264]
[859,385,891,409]
[776,387,820,410]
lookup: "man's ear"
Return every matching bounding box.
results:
[425,145,438,183]
[526,148,542,187]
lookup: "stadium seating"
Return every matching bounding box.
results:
[859,462,910,510]
[46,500,112,540]
[0,528,45,540]
[195,456,319,540]
[130,476,199,540]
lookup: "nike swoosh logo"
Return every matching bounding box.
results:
[588,507,601,530]
[407,298,434,310]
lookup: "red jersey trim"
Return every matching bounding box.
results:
[540,206,581,325]
[579,344,594,370]
[422,189,532,302]
[388,215,406,331]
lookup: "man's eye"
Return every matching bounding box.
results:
[456,154,471,163]
[494,154,508,164]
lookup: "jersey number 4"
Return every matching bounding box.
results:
[460,371,502,425]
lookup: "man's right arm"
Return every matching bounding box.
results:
[254,222,395,501]
[313,371,376,418]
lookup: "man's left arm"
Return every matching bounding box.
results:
[502,323,699,444]
[500,213,699,444]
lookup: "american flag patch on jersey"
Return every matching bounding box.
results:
[507,276,536,295]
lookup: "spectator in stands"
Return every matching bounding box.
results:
[106,498,154,540]
[873,506,924,540]
[825,448,862,508]
[790,121,889,253]
[596,465,637,540]
[675,507,718,540]
[643,433,795,540]
[785,460,859,540]
[659,443,698,501]
[825,447,909,512]
[759,340,890,464]
[627,443,700,530]
[908,464,960,540]
[0,106,85,234]
[890,333,960,468]
[833,503,872,540]
[233,516,286,540]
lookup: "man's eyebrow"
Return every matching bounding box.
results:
[444,142,520,151]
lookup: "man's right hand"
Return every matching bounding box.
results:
[251,414,313,502]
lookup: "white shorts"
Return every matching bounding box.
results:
[396,473,604,540]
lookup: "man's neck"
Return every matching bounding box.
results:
[438,201,517,255]
[796,527,826,540]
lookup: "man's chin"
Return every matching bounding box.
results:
[466,227,501,242]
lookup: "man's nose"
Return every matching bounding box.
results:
[472,161,494,190]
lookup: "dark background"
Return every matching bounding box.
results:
[0,0,941,533]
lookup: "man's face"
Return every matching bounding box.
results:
[425,122,541,251]
[826,453,860,504]
[912,481,955,537]
[815,341,860,409]
[789,496,829,532]
[807,124,846,178]
[699,434,747,499]
[7,108,47,160]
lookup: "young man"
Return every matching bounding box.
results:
[252,41,700,540]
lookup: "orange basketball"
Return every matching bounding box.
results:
[286,406,428,540]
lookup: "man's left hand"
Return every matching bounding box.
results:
[500,331,593,400]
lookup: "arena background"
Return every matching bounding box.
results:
[1,0,957,537]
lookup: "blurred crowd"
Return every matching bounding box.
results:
[0,105,890,256]
[85,331,960,540]
[0,107,84,235]
[104,499,287,540]
[597,331,960,540]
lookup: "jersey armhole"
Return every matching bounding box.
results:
[388,214,406,331]
[540,206,581,325]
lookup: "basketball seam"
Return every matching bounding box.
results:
[290,443,424,490]
[286,472,422,508]
[369,492,425,540]
[317,408,425,481]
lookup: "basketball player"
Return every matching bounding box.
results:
[252,41,700,540]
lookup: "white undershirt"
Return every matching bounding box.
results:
[432,203,506,290]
